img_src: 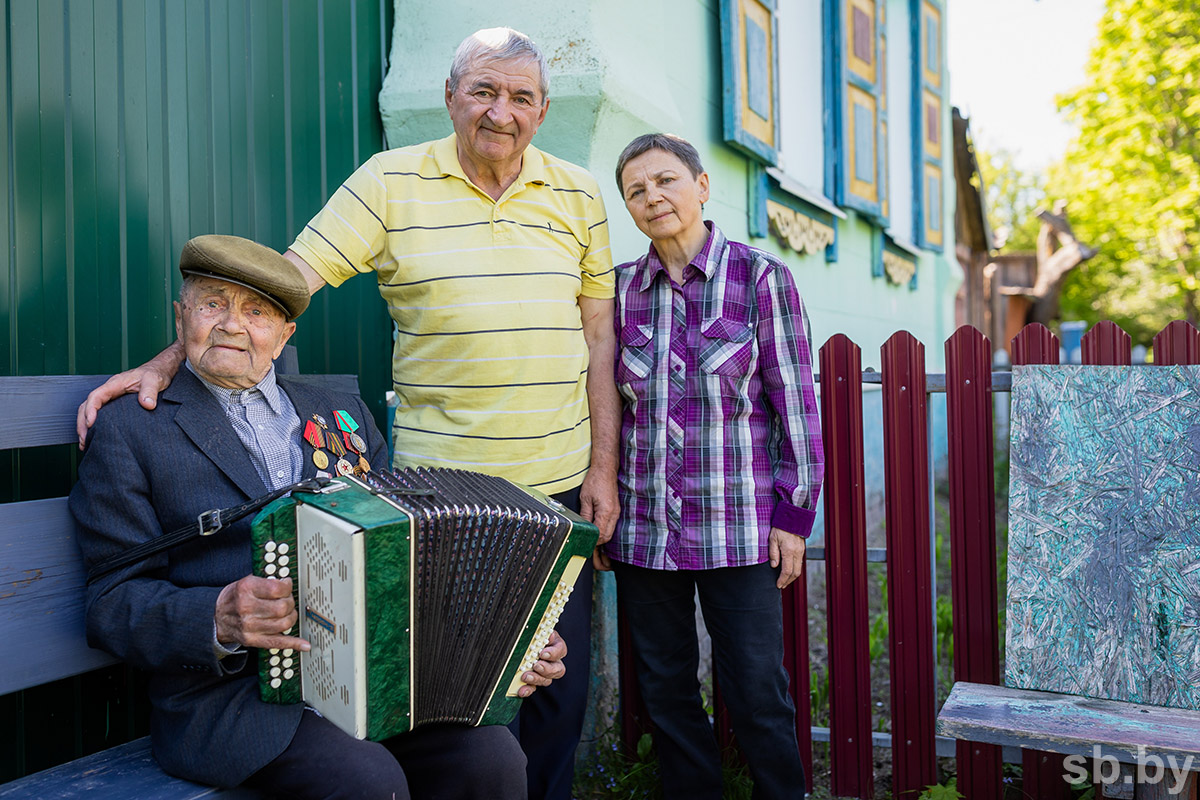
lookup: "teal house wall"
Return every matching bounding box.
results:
[0,0,393,780]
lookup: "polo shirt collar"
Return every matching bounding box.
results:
[432,133,547,195]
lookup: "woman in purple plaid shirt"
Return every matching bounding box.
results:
[600,133,825,800]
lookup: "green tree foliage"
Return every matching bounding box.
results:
[976,147,1045,253]
[1050,0,1200,344]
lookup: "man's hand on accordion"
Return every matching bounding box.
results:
[516,629,567,698]
[215,575,311,652]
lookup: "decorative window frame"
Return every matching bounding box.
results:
[873,229,920,289]
[750,166,842,263]
[911,0,945,251]
[720,0,781,165]
[825,0,889,223]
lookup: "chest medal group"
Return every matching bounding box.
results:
[302,411,371,477]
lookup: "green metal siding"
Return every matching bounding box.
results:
[0,0,392,780]
[1,0,392,396]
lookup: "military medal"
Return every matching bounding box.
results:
[343,431,359,455]
[335,457,354,476]
[303,420,323,449]
[313,413,328,428]
[358,456,370,474]
[350,432,367,453]
[326,430,346,458]
[334,410,359,433]
[303,420,329,470]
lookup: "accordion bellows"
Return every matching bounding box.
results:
[250,467,598,741]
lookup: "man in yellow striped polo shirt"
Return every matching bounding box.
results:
[287,114,611,498]
[78,27,618,800]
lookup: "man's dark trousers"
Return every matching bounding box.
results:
[507,484,593,800]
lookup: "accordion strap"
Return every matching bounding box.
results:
[85,476,332,585]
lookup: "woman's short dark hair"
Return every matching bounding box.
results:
[615,133,705,195]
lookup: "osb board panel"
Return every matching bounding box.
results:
[1006,365,1200,710]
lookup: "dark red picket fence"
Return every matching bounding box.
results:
[616,320,1200,799]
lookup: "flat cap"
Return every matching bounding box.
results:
[179,235,310,320]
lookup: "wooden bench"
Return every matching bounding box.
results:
[938,363,1200,800]
[0,355,359,798]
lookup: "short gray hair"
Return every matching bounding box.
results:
[615,133,706,195]
[448,27,548,101]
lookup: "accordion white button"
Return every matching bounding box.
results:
[284,669,295,680]
[270,678,282,689]
[279,567,291,577]
[271,667,281,678]
[269,648,280,655]
[278,555,290,566]
[283,648,294,657]
[265,564,277,575]
[264,551,276,563]
[265,541,277,552]
[283,658,293,668]
[278,543,290,554]
[270,656,281,667]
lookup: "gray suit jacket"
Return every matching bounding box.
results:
[70,368,389,788]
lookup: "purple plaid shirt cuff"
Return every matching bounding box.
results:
[771,501,817,539]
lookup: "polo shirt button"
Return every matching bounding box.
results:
[276,470,286,478]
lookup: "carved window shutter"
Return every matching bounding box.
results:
[836,0,888,222]
[720,0,780,165]
[912,0,945,251]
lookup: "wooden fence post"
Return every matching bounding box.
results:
[944,325,1003,799]
[1080,320,1132,366]
[819,335,873,799]
[1152,320,1200,365]
[1010,322,1073,800]
[881,332,937,798]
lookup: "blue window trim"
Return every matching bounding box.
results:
[827,0,888,222]
[822,0,840,202]
[721,0,781,165]
[911,0,945,253]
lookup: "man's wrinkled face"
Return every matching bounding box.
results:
[445,56,548,173]
[175,277,296,390]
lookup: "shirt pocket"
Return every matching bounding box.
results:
[617,322,656,384]
[699,316,755,378]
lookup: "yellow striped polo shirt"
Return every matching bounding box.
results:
[290,134,614,494]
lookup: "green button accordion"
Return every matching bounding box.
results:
[250,467,598,741]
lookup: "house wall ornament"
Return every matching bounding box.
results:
[766,199,835,255]
[882,250,916,285]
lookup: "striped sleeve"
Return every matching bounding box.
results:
[290,156,390,287]
[579,190,615,299]
[756,257,825,537]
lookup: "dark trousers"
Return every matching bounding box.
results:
[243,707,526,799]
[613,561,806,800]
[507,484,593,800]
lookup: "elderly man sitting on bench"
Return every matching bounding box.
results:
[71,235,566,800]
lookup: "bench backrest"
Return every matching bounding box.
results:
[0,367,361,697]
